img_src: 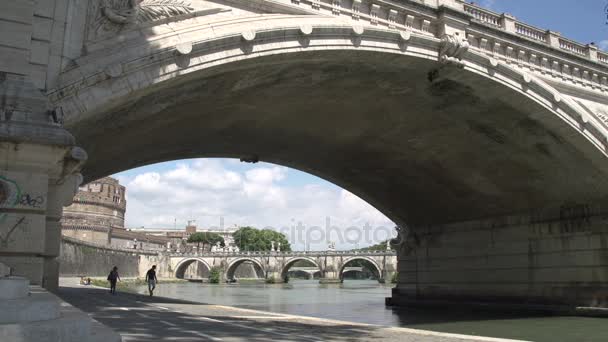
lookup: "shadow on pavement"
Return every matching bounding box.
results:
[57,286,388,342]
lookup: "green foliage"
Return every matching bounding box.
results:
[265,276,277,284]
[233,226,291,252]
[391,272,398,284]
[209,267,221,284]
[187,232,225,251]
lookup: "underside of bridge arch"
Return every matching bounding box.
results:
[68,49,608,307]
[175,259,211,280]
[286,269,313,280]
[342,269,370,280]
[281,258,321,281]
[340,258,382,283]
[70,50,608,227]
[226,259,265,281]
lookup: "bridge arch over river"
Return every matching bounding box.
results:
[168,251,398,283]
[225,258,266,281]
[174,258,213,280]
[4,0,608,310]
[339,257,383,281]
[280,257,322,281]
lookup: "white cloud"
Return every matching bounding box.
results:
[165,160,242,190]
[115,159,395,250]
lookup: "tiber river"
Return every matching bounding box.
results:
[131,279,608,342]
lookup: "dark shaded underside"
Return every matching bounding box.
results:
[67,50,608,226]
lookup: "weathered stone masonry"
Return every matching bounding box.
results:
[4,0,608,314]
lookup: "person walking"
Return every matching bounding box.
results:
[107,266,120,295]
[145,265,158,297]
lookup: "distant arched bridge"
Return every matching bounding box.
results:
[168,251,398,283]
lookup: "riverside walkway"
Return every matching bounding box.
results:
[57,280,526,342]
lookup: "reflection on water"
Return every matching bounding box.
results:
[135,280,608,342]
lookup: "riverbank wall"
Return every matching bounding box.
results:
[59,237,168,278]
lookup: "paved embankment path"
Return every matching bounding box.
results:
[57,281,529,342]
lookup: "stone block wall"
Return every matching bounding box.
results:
[393,203,608,308]
[63,177,126,229]
[59,238,170,279]
[62,227,110,245]
[0,0,87,291]
[59,238,140,278]
[0,0,77,90]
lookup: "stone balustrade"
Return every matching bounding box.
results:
[598,51,608,65]
[62,236,397,257]
[262,0,608,98]
[462,3,501,27]
[167,249,397,258]
[282,0,606,67]
[514,22,547,43]
[460,1,598,62]
[559,37,587,56]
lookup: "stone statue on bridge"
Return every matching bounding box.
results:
[328,241,336,251]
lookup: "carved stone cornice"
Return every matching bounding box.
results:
[102,0,193,24]
[89,0,193,41]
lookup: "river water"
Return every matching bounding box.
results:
[133,280,608,342]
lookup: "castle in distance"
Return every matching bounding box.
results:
[61,177,235,251]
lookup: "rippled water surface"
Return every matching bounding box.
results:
[134,280,608,342]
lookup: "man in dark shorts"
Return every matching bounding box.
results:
[107,266,120,295]
[145,265,158,296]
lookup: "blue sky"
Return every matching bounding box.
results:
[113,1,602,250]
[480,0,607,49]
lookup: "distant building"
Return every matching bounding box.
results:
[129,223,237,251]
[61,177,237,251]
[61,177,169,251]
[63,177,126,229]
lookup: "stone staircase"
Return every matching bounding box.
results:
[0,277,122,342]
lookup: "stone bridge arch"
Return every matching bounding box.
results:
[174,258,212,279]
[280,257,322,281]
[340,257,383,283]
[225,258,265,281]
[54,13,608,230]
[44,0,608,307]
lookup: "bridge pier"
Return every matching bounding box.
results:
[390,203,608,310]
[0,75,86,292]
[319,278,342,284]
[319,269,342,284]
[266,271,286,283]
[383,271,397,284]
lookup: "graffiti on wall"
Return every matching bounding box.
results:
[19,194,45,208]
[0,176,20,213]
[0,176,23,247]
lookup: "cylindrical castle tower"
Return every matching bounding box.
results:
[61,177,126,242]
